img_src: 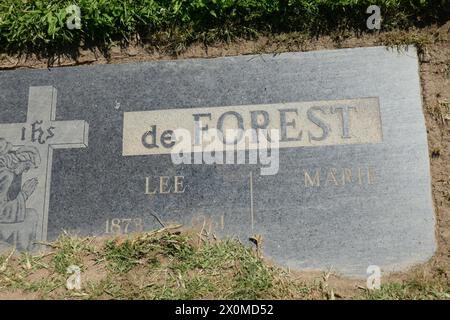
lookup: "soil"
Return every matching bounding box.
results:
[0,23,449,298]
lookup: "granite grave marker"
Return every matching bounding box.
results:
[0,46,435,276]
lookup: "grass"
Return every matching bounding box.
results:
[0,228,326,299]
[0,228,449,299]
[375,29,432,54]
[51,233,93,274]
[0,0,449,55]
[427,100,450,124]
[360,267,450,300]
[445,59,450,78]
[100,229,308,299]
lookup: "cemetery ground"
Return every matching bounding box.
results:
[0,23,449,300]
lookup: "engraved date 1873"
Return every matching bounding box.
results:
[105,218,143,235]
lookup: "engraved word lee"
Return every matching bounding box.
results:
[145,175,187,195]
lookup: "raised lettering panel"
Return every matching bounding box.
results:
[123,98,382,156]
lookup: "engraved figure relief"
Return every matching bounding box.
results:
[0,138,40,251]
[0,86,89,252]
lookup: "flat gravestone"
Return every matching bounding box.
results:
[0,46,435,277]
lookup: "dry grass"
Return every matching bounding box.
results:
[0,229,330,300]
[0,229,449,300]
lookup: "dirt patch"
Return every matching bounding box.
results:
[0,291,38,300]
